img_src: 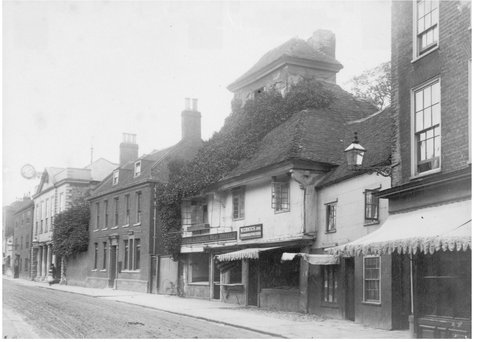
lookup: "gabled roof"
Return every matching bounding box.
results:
[228,37,343,91]
[90,138,202,199]
[316,107,393,188]
[84,158,118,182]
[220,83,378,183]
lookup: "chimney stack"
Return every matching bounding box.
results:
[307,29,336,59]
[181,98,202,141]
[119,133,139,166]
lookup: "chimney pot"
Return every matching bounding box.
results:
[192,98,198,111]
[181,99,201,141]
[119,132,139,166]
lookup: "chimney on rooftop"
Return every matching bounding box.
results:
[119,133,139,166]
[307,29,336,59]
[181,98,202,141]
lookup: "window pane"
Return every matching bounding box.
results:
[431,82,440,104]
[431,9,438,25]
[415,90,423,111]
[418,18,424,33]
[431,104,440,125]
[423,85,431,108]
[415,110,423,132]
[418,1,424,18]
[423,107,431,128]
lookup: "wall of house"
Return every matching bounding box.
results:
[391,0,471,187]
[86,184,152,293]
[315,173,391,250]
[13,205,34,279]
[65,251,89,287]
[354,254,393,330]
[226,179,304,242]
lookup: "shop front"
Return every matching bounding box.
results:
[328,200,471,336]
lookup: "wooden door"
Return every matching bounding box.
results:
[247,259,258,306]
[344,258,355,321]
[108,246,117,288]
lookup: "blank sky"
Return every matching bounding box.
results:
[3,0,390,204]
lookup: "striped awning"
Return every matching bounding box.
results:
[215,247,280,262]
[327,200,471,256]
[281,253,339,265]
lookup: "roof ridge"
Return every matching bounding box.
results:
[347,106,389,124]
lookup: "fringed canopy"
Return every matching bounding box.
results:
[327,200,471,257]
[215,247,280,262]
[281,252,340,265]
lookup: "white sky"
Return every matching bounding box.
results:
[2,0,391,204]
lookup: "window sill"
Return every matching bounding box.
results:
[101,228,108,231]
[409,168,441,180]
[411,45,439,63]
[122,224,130,228]
[99,269,107,272]
[111,226,119,230]
[121,270,140,273]
[91,269,98,271]
[93,229,99,232]
[133,222,141,227]
[232,218,244,221]
[188,281,209,286]
[274,209,290,214]
[364,221,380,227]
[325,230,336,234]
[361,301,381,306]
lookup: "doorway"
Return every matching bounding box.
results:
[213,261,221,299]
[247,259,258,306]
[344,258,355,321]
[108,246,117,288]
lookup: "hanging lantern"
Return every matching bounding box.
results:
[344,132,366,169]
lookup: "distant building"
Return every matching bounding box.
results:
[13,199,34,279]
[86,98,203,293]
[32,158,118,282]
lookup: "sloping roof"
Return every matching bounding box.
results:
[220,84,378,182]
[228,37,343,90]
[85,158,118,182]
[316,107,392,188]
[90,138,202,198]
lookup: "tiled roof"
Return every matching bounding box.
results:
[90,139,202,198]
[316,107,392,188]
[221,83,378,181]
[228,38,343,90]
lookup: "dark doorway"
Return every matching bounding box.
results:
[213,261,220,299]
[344,257,355,321]
[108,246,117,288]
[247,259,258,306]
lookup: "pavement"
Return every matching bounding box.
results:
[5,277,410,339]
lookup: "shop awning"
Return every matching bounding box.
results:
[327,200,471,256]
[281,253,339,265]
[215,247,280,262]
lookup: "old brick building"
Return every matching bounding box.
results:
[86,99,203,293]
[12,199,34,279]
[331,0,471,337]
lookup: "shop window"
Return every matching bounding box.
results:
[419,250,471,318]
[134,239,140,270]
[232,187,245,220]
[228,261,242,284]
[325,201,337,233]
[363,256,381,303]
[190,254,209,283]
[364,189,379,224]
[322,265,338,303]
[260,251,300,289]
[412,79,441,175]
[271,180,290,213]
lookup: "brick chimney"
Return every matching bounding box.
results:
[307,29,336,59]
[181,98,202,141]
[119,133,138,166]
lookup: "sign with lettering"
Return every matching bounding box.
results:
[239,224,263,240]
[181,231,237,245]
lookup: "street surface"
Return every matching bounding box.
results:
[2,279,272,338]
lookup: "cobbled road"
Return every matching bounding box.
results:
[3,279,271,338]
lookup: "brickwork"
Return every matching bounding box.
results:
[391,0,471,187]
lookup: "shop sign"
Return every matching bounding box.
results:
[181,231,237,245]
[239,224,263,240]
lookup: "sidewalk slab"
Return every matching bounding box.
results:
[6,277,409,339]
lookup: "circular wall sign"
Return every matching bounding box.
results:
[21,164,37,179]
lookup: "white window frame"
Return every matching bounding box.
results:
[363,256,381,303]
[412,0,439,61]
[410,77,441,177]
[364,188,380,225]
[112,170,119,185]
[271,181,290,213]
[123,237,140,271]
[232,187,245,220]
[135,192,142,224]
[325,201,337,233]
[134,161,141,177]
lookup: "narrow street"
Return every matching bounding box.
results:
[2,279,272,339]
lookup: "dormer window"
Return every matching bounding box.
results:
[112,170,119,185]
[134,161,141,177]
